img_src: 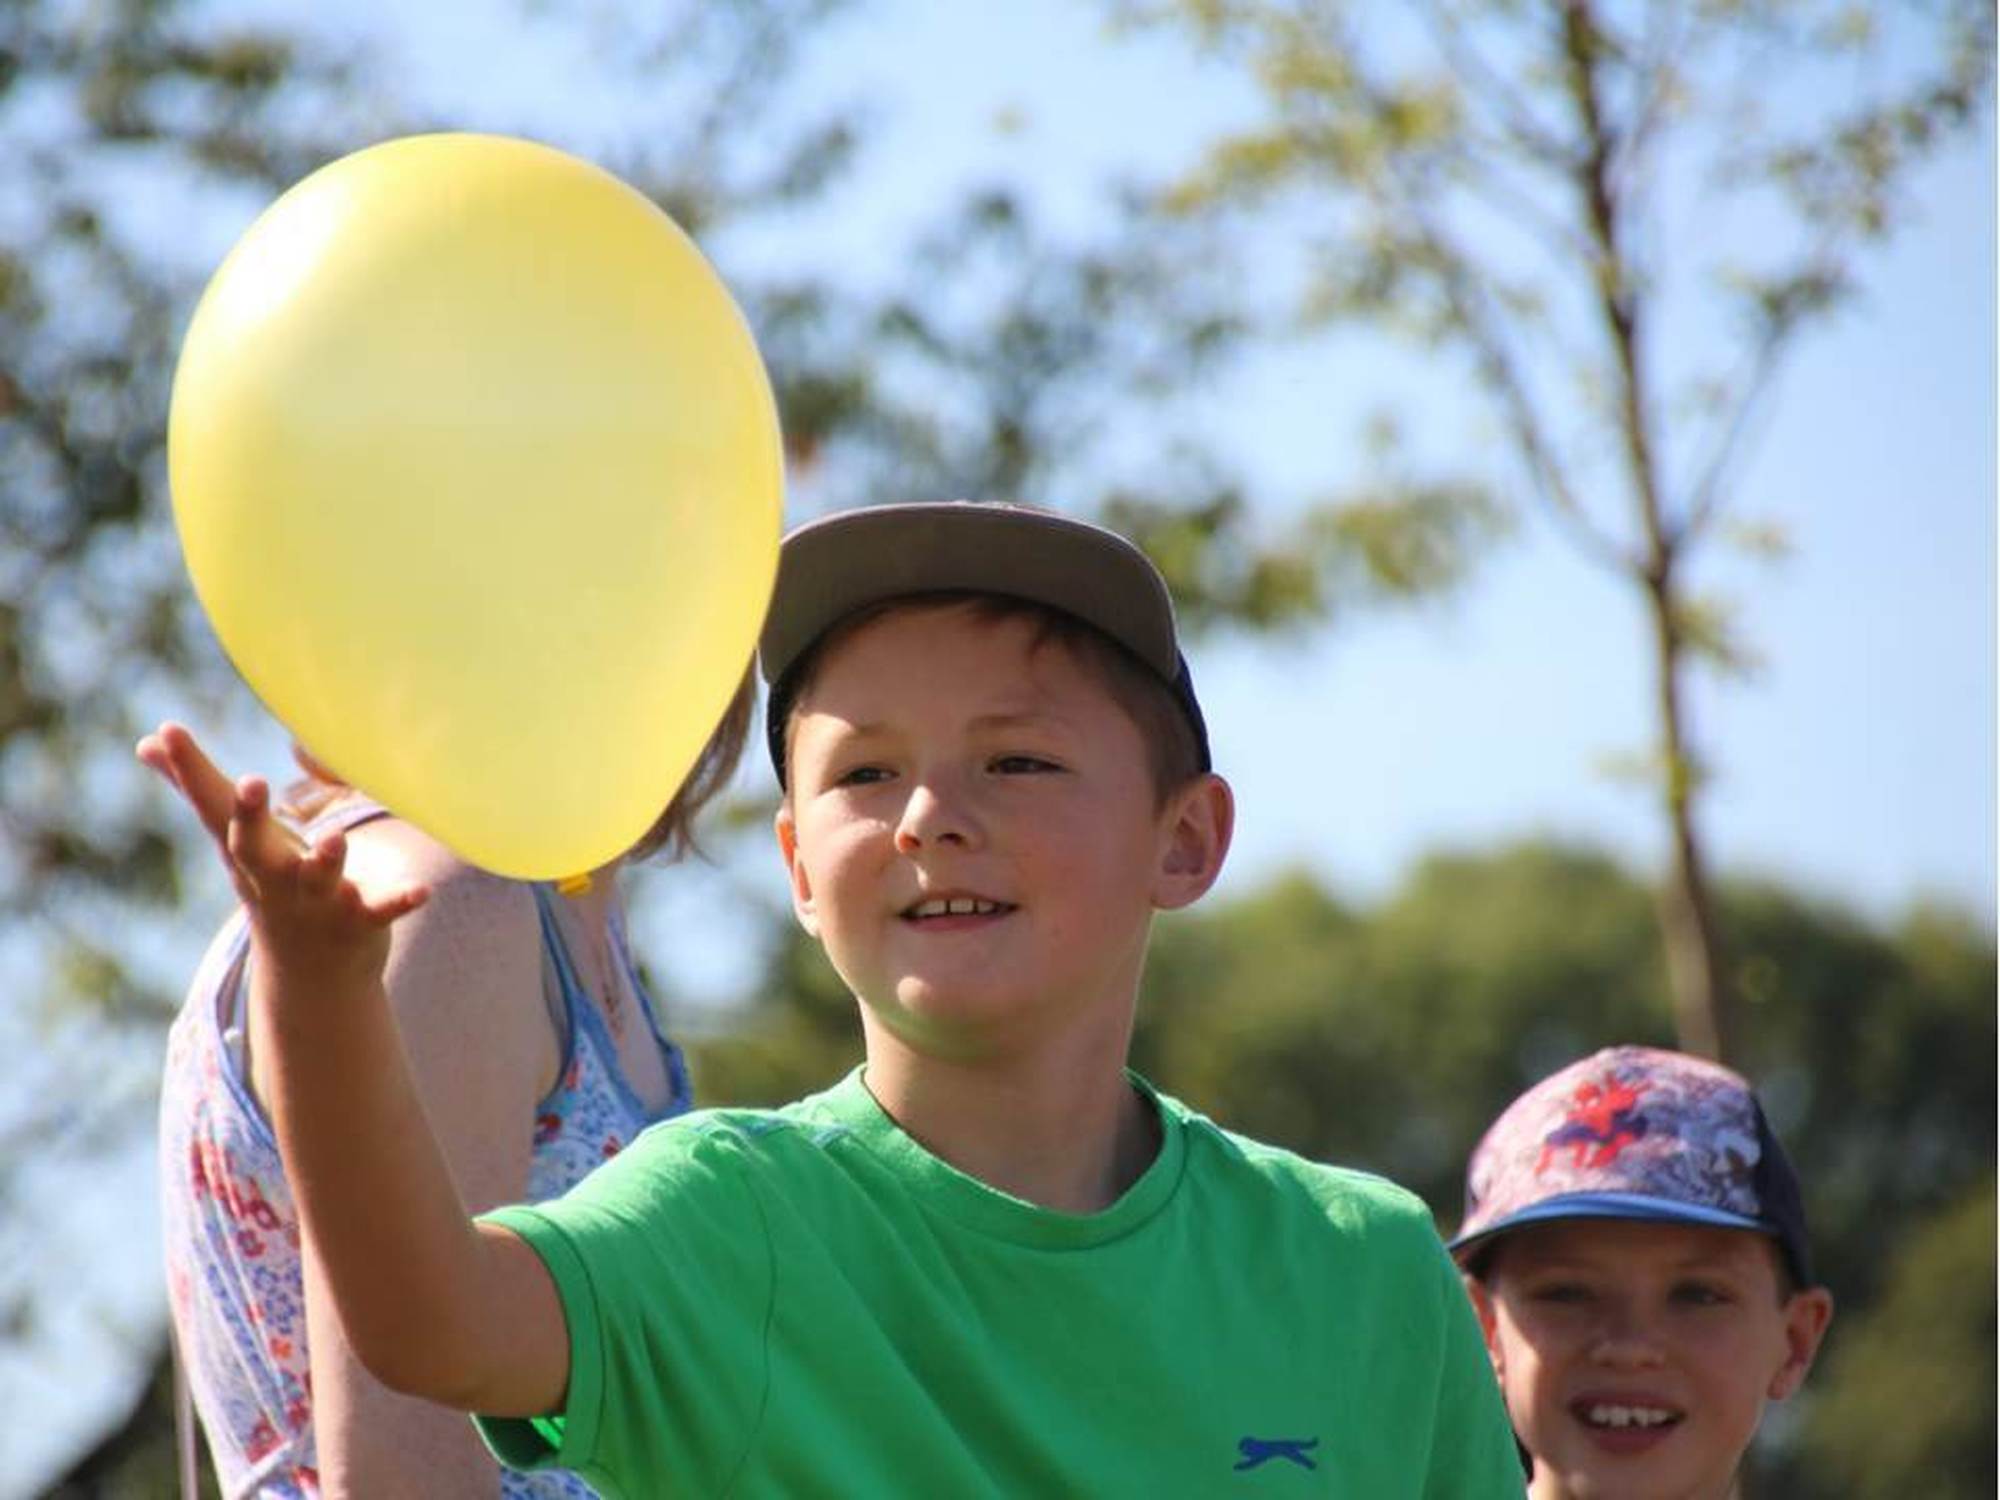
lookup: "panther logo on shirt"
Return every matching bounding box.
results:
[1235,1435,1320,1471]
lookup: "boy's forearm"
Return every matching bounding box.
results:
[252,960,497,1403]
[303,1258,505,1500]
[135,728,561,1408]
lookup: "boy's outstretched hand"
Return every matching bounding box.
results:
[136,723,429,991]
[138,722,569,1417]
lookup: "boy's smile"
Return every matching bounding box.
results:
[775,602,1215,1061]
[1471,1219,1832,1500]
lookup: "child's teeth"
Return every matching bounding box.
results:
[1588,1404,1673,1429]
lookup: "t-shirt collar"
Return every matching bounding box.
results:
[802,1066,1188,1248]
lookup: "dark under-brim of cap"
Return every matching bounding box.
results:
[1449,1190,1811,1287]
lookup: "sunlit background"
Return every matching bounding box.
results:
[4,1,1991,1494]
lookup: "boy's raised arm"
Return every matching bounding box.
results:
[138,723,570,1419]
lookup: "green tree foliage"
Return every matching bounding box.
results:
[760,181,1505,629]
[1,0,860,995]
[695,841,1995,1496]
[1800,1181,1997,1497]
[1113,0,1995,1061]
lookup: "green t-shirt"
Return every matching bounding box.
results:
[475,1070,1519,1498]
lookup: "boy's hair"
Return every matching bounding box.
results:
[1449,1045,1816,1289]
[282,664,756,864]
[772,591,1206,806]
[758,501,1211,794]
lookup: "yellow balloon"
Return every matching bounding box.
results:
[169,133,781,879]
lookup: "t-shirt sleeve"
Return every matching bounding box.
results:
[469,1123,776,1491]
[1420,1229,1527,1498]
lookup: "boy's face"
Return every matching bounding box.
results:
[775,603,1228,1059]
[1469,1219,1833,1500]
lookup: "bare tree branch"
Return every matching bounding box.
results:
[1415,0,1580,170]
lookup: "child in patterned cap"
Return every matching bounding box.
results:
[1449,1045,1835,1500]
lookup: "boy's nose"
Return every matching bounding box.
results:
[894,778,980,854]
[1586,1307,1666,1369]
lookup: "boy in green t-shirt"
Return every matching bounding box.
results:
[141,502,1522,1497]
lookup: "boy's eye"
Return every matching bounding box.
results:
[833,764,893,788]
[1670,1281,1733,1308]
[1529,1282,1593,1306]
[990,754,1061,775]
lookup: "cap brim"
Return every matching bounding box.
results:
[1449,1191,1778,1263]
[758,502,1183,688]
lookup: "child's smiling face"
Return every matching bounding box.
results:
[775,601,1225,1060]
[1470,1219,1833,1500]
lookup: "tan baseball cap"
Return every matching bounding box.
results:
[758,500,1210,785]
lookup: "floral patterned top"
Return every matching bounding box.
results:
[158,803,690,1498]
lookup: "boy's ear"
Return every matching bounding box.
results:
[1152,773,1234,911]
[1768,1286,1835,1401]
[1464,1274,1506,1380]
[773,804,820,937]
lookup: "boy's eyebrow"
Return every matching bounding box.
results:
[796,709,1078,739]
[1510,1245,1765,1278]
[800,715,884,741]
[1667,1247,1764,1273]
[1505,1254,1593,1275]
[966,710,1076,734]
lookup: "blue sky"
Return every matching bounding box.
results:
[805,3,1997,914]
[198,0,1993,944]
[633,0,1997,998]
[126,0,1991,1010]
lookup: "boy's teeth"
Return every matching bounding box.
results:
[1586,1404,1675,1429]
[912,897,1000,917]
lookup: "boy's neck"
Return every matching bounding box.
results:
[859,1031,1162,1215]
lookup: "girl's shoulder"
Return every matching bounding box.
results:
[325,814,551,1055]
[344,814,563,1109]
[335,810,541,932]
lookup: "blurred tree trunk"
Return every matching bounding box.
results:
[1561,0,1734,1057]
[1646,563,1731,1060]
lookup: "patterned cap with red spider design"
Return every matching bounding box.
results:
[1449,1045,1814,1286]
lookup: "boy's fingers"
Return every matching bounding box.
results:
[134,730,171,778]
[140,723,255,850]
[142,725,395,926]
[143,720,420,923]
[299,830,348,896]
[363,883,432,926]
[137,730,218,837]
[299,831,428,926]
[225,775,304,880]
